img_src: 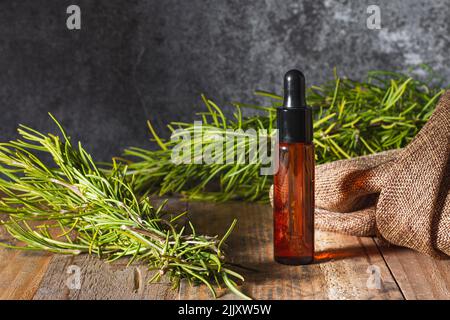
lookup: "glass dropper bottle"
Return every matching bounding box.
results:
[273,69,315,265]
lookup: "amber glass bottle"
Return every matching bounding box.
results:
[273,70,315,265]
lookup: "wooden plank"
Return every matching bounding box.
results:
[33,197,187,300]
[376,240,450,299]
[0,218,53,300]
[0,249,52,300]
[180,202,403,300]
[33,255,177,300]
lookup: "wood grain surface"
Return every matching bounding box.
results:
[0,218,52,299]
[179,202,403,300]
[33,255,177,300]
[0,200,449,300]
[376,239,450,299]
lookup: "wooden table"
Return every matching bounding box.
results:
[1,200,449,300]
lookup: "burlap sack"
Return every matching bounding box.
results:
[270,90,450,258]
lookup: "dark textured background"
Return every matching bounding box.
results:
[0,1,449,161]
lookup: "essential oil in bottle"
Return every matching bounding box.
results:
[273,69,315,265]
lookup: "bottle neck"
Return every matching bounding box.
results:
[277,107,313,144]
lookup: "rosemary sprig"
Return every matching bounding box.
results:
[0,115,249,300]
[125,69,446,202]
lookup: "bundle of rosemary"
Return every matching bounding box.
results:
[125,69,446,202]
[0,116,248,299]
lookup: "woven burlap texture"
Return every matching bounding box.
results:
[270,90,450,258]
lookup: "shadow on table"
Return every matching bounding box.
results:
[229,243,380,284]
[314,245,372,263]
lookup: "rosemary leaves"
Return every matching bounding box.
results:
[0,115,249,299]
[125,69,445,202]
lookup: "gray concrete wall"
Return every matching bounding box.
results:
[0,1,448,160]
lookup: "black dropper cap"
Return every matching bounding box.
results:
[277,70,313,143]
